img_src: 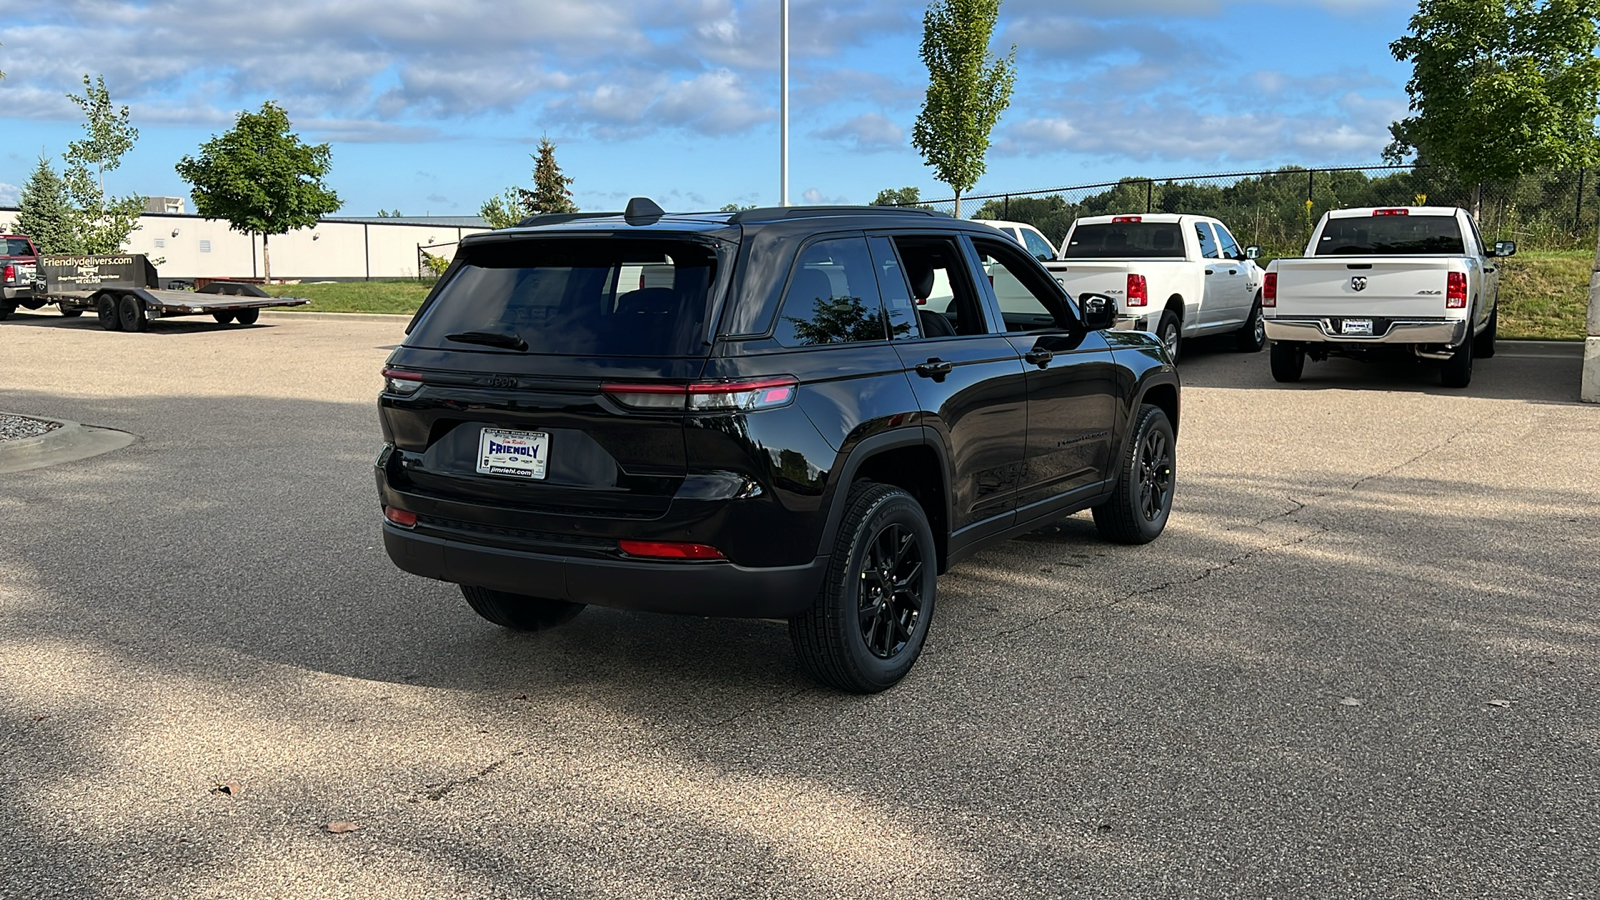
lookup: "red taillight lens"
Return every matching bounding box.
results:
[2,265,13,281]
[1446,272,1467,308]
[1373,208,1409,216]
[381,367,424,395]
[1112,215,1142,224]
[384,506,418,527]
[1125,273,1148,307]
[618,540,725,560]
[603,376,798,412]
[1263,273,1277,307]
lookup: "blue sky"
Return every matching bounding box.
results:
[0,0,1417,217]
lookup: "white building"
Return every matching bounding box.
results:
[0,208,492,281]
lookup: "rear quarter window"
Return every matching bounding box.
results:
[2,238,35,256]
[773,236,890,347]
[406,237,724,357]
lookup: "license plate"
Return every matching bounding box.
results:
[476,428,549,480]
[1341,318,1374,336]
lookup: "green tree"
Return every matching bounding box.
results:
[720,202,758,211]
[175,101,342,281]
[972,194,1076,244]
[63,75,144,253]
[14,157,80,254]
[1385,0,1600,187]
[520,135,577,214]
[479,188,523,228]
[871,187,926,207]
[910,0,1016,218]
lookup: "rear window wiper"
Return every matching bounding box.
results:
[445,330,528,351]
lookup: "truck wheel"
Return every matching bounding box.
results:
[1155,309,1182,362]
[790,481,937,693]
[59,305,82,318]
[1234,295,1265,352]
[0,302,14,321]
[98,295,123,331]
[117,294,147,332]
[1092,404,1175,545]
[233,307,260,326]
[1473,307,1497,359]
[1269,342,1304,382]
[459,585,584,631]
[1441,335,1473,388]
[212,312,235,324]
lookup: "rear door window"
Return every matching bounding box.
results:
[407,238,722,357]
[891,234,991,337]
[773,236,889,346]
[1063,223,1185,258]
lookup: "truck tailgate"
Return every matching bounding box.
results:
[1273,257,1461,319]
[1044,260,1129,295]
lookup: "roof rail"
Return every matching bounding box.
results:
[725,205,949,224]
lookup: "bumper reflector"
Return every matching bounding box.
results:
[618,540,726,560]
[384,506,418,527]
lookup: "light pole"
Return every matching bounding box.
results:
[780,0,789,207]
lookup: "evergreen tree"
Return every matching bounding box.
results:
[519,135,578,215]
[14,157,80,254]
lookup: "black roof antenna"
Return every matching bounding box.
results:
[624,197,666,225]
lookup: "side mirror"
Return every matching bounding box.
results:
[1079,292,1116,331]
[1493,240,1517,258]
[1244,245,1261,260]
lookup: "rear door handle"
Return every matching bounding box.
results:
[1228,269,1238,275]
[914,358,954,380]
[1023,349,1054,367]
[1204,268,1214,275]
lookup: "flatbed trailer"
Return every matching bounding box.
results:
[32,254,310,331]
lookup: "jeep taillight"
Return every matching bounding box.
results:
[1263,273,1277,307]
[604,376,798,412]
[381,367,424,395]
[1446,272,1467,308]
[1126,273,1148,307]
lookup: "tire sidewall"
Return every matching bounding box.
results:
[1125,408,1175,541]
[1157,310,1181,362]
[832,491,937,690]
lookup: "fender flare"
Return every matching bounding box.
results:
[812,425,952,558]
[1114,370,1181,467]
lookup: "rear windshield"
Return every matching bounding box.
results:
[1062,223,1184,258]
[2,238,34,256]
[407,238,721,357]
[1314,215,1464,255]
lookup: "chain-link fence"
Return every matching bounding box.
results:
[902,165,1599,255]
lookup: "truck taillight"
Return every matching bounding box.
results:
[1263,273,1277,307]
[2,265,13,282]
[1373,208,1409,216]
[1126,273,1148,307]
[1446,272,1467,308]
[1112,216,1142,224]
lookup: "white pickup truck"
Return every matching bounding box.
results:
[1043,213,1265,361]
[1263,206,1515,388]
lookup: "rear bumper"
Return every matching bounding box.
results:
[1264,316,1466,346]
[2,285,33,302]
[382,523,826,619]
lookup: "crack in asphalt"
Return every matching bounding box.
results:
[421,756,511,802]
[974,419,1490,645]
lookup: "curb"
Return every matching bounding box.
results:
[258,310,413,323]
[0,416,139,474]
[1496,340,1585,358]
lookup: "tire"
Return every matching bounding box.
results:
[459,584,584,632]
[1155,309,1182,363]
[1269,342,1304,382]
[98,294,123,331]
[117,294,147,332]
[790,482,937,693]
[1473,306,1497,359]
[1441,334,1473,388]
[1092,404,1176,545]
[20,298,44,310]
[1234,295,1265,352]
[0,302,14,321]
[212,311,235,324]
[59,304,82,318]
[233,307,260,326]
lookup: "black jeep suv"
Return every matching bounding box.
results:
[376,200,1179,692]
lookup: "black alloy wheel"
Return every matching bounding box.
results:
[857,521,927,660]
[98,295,122,331]
[1092,404,1176,544]
[791,481,937,693]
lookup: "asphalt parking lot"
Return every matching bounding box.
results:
[2,310,1598,899]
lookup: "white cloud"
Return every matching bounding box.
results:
[0,182,20,206]
[801,187,850,205]
[813,112,905,152]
